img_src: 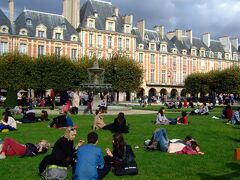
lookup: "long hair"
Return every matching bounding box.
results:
[112,133,125,156]
[116,112,125,125]
[158,107,165,116]
[3,112,9,123]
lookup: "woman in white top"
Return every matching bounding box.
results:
[155,107,170,125]
[0,112,17,131]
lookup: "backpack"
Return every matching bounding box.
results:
[41,165,67,180]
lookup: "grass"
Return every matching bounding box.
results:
[0,108,240,180]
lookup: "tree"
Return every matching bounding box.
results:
[101,54,143,103]
[4,86,17,108]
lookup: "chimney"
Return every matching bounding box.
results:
[219,36,231,52]
[8,0,14,24]
[175,29,182,40]
[123,15,133,25]
[63,0,80,29]
[202,33,210,47]
[186,29,192,44]
[137,20,145,39]
[114,8,119,17]
[154,25,164,39]
[230,37,238,50]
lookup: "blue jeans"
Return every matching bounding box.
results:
[153,128,169,152]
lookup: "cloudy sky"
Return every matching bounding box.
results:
[1,0,240,40]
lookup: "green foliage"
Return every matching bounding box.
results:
[185,67,240,95]
[4,87,17,108]
[0,109,239,179]
[0,53,143,93]
[101,54,143,92]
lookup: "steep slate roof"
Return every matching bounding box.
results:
[0,9,12,34]
[14,10,79,41]
[80,0,124,33]
[209,40,225,53]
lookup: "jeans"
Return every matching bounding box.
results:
[153,128,169,152]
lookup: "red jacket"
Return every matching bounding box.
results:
[176,146,198,155]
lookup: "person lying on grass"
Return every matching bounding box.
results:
[0,137,49,159]
[146,128,204,155]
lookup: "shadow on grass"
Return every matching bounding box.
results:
[198,162,240,180]
[228,137,240,143]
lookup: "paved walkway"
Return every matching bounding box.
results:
[34,107,156,116]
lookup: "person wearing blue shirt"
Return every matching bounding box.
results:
[74,132,110,180]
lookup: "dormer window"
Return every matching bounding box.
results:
[161,44,167,52]
[145,34,149,40]
[171,48,177,54]
[55,33,61,40]
[26,18,32,26]
[200,50,205,57]
[38,31,44,38]
[36,24,47,38]
[107,21,114,31]
[182,50,187,55]
[218,52,222,59]
[191,49,196,56]
[138,44,144,49]
[71,35,78,41]
[150,43,155,51]
[19,28,28,36]
[0,26,9,33]
[124,24,131,33]
[225,53,229,60]
[88,19,95,29]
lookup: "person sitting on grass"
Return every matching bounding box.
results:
[0,111,17,132]
[155,107,171,125]
[191,102,209,115]
[177,111,189,124]
[74,132,110,180]
[39,127,84,179]
[49,111,74,128]
[146,128,204,155]
[105,133,138,176]
[103,112,129,133]
[230,107,240,125]
[93,110,106,130]
[38,110,49,121]
[0,137,49,159]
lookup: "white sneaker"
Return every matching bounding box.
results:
[0,153,6,159]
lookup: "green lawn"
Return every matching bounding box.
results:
[0,108,240,180]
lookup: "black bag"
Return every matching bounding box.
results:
[113,144,138,176]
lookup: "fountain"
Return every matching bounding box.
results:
[79,59,112,110]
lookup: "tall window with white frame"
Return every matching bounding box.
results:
[97,34,102,48]
[89,33,93,47]
[71,48,77,60]
[162,70,166,84]
[172,56,176,67]
[38,45,44,57]
[150,69,155,83]
[150,44,155,51]
[107,36,112,49]
[139,53,143,63]
[210,60,214,71]
[162,55,167,65]
[150,54,155,64]
[55,47,61,57]
[126,39,130,51]
[118,37,122,51]
[19,43,27,54]
[218,61,222,70]
[192,58,196,71]
[172,71,176,85]
[0,42,8,55]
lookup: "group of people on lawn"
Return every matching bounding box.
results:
[2,100,240,179]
